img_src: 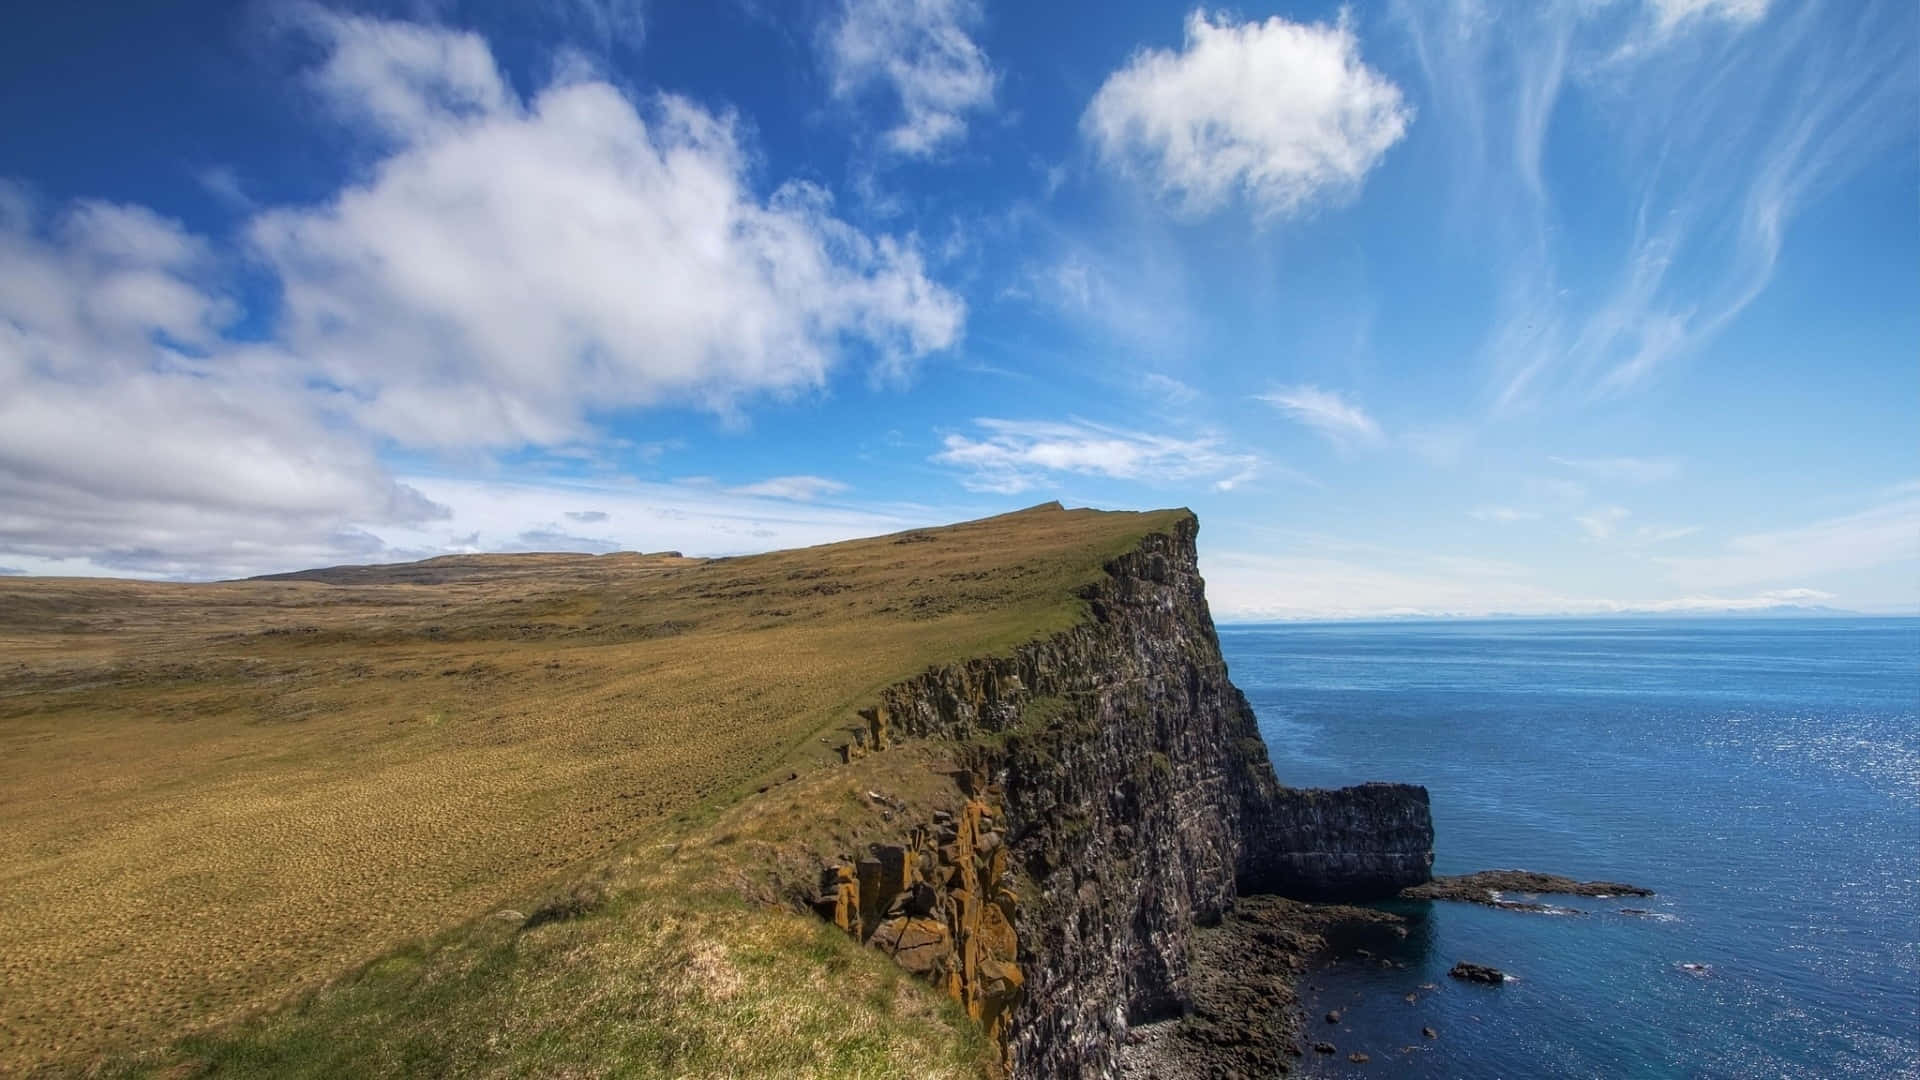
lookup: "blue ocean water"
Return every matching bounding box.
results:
[1220,618,1920,1079]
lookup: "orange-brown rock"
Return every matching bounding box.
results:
[872,916,951,975]
[811,789,1024,1074]
[814,863,862,938]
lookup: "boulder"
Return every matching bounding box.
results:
[1448,962,1505,985]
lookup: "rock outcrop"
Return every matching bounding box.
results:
[1245,783,1435,899]
[810,512,1434,1077]
[814,772,1026,1055]
[1402,869,1651,909]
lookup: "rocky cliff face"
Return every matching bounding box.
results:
[812,512,1433,1078]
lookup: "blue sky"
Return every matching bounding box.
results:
[1,0,1914,617]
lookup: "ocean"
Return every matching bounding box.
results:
[1219,617,1920,1079]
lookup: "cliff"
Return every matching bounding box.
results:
[810,511,1433,1076]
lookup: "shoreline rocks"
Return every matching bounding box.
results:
[1402,870,1651,911]
[1113,895,1407,1079]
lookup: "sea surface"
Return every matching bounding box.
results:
[1220,617,1920,1079]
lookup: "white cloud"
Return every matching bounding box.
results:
[823,0,995,157]
[0,11,968,580]
[931,418,1259,494]
[1576,505,1631,539]
[260,8,962,450]
[1550,455,1679,484]
[0,187,446,580]
[1472,506,1540,522]
[390,477,926,561]
[1655,492,1920,589]
[1141,372,1200,404]
[1648,0,1770,35]
[1258,385,1384,447]
[1631,523,1700,545]
[725,475,851,501]
[1420,0,1910,407]
[1083,10,1409,219]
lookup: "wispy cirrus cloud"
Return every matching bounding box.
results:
[1397,0,1912,410]
[1575,505,1632,540]
[1646,0,1771,37]
[1258,385,1385,448]
[1472,506,1541,523]
[725,475,851,501]
[1550,455,1679,484]
[932,417,1260,494]
[1083,9,1410,220]
[1655,490,1920,590]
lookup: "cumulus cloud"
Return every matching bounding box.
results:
[824,0,995,157]
[0,10,967,580]
[725,475,851,501]
[1257,385,1384,447]
[932,417,1258,494]
[0,186,447,580]
[263,6,963,449]
[1083,10,1409,219]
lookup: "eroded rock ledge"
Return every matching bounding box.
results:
[802,513,1436,1078]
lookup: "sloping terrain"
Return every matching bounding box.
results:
[0,504,1179,1076]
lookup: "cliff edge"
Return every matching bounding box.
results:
[804,510,1434,1076]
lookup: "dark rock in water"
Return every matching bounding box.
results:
[1245,783,1436,899]
[1325,1010,1342,1024]
[1349,1051,1371,1063]
[1403,870,1651,911]
[1449,962,1506,985]
[1422,1026,1438,1039]
[1314,1042,1337,1055]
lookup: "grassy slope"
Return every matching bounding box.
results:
[0,504,1186,1076]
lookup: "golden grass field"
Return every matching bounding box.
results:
[0,503,1180,1076]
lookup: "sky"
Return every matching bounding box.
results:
[0,0,1915,619]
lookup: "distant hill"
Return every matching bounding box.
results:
[247,549,693,586]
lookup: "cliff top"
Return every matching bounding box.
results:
[0,503,1190,1076]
